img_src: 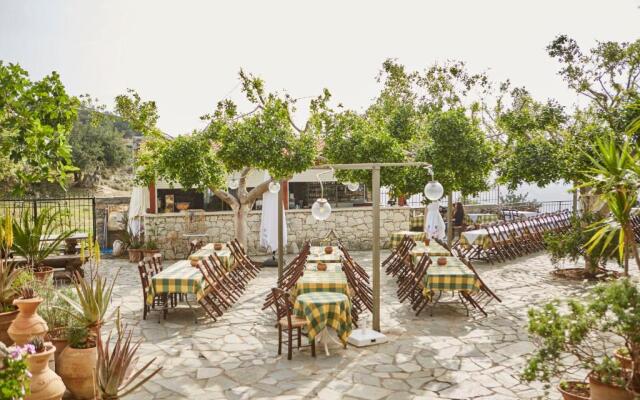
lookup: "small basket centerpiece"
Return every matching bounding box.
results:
[437,257,447,266]
[189,256,200,267]
[324,246,333,254]
[317,262,328,271]
[424,238,431,246]
[213,243,223,251]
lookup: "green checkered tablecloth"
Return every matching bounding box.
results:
[294,292,352,344]
[464,213,499,225]
[459,228,492,249]
[292,271,350,298]
[411,242,452,264]
[422,257,480,296]
[307,247,342,263]
[305,262,342,272]
[147,260,205,304]
[410,214,425,231]
[188,247,234,270]
[388,231,426,249]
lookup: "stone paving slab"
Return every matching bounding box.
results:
[93,252,630,400]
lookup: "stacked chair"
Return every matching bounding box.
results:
[262,241,310,310]
[386,237,500,317]
[338,242,373,326]
[455,210,572,264]
[632,214,640,243]
[188,239,204,256]
[137,255,172,320]
[196,239,261,322]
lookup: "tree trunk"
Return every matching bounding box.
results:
[234,205,251,249]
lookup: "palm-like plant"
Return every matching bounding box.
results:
[582,135,640,275]
[96,326,162,399]
[11,208,77,270]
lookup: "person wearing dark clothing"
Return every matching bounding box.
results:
[453,202,465,227]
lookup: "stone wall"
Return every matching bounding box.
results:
[95,196,131,248]
[144,206,414,259]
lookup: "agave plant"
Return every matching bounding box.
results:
[97,326,162,399]
[0,211,19,312]
[11,208,77,270]
[59,268,120,346]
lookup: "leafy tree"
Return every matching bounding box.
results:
[69,103,131,187]
[0,62,79,195]
[118,71,332,246]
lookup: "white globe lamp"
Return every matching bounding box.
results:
[311,198,332,221]
[424,181,444,201]
[227,177,239,190]
[345,182,359,192]
[268,181,280,193]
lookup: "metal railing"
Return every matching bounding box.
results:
[0,195,96,235]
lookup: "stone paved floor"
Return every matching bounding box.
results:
[93,251,631,400]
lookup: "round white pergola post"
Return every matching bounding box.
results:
[277,161,433,332]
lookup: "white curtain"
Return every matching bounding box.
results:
[128,187,149,236]
[260,176,287,252]
[424,202,446,240]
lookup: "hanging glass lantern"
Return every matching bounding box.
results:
[227,177,239,190]
[424,181,444,201]
[345,182,359,192]
[268,181,280,193]
[312,198,332,221]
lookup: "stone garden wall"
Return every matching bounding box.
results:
[144,206,414,259]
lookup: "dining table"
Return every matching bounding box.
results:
[188,244,234,270]
[306,246,342,263]
[291,270,350,298]
[388,231,426,249]
[146,259,205,322]
[293,292,352,356]
[410,241,452,264]
[464,213,499,225]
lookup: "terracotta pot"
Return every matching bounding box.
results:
[47,332,68,373]
[423,239,431,246]
[8,297,48,345]
[213,243,223,251]
[58,346,98,400]
[25,344,66,400]
[558,381,589,400]
[128,248,143,263]
[437,257,447,266]
[34,266,54,282]
[143,249,158,258]
[0,308,19,345]
[324,246,333,254]
[398,196,407,206]
[615,348,632,370]
[589,374,633,400]
[317,262,327,271]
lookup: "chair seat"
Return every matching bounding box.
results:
[278,316,308,328]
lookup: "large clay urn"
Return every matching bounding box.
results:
[0,308,19,345]
[25,343,66,400]
[58,345,98,399]
[8,297,48,345]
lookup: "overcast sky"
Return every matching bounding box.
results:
[1,0,639,138]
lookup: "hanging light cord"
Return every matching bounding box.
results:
[316,167,335,199]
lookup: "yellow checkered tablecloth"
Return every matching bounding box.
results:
[422,257,480,296]
[388,231,426,249]
[411,242,452,264]
[188,246,234,270]
[464,213,499,225]
[307,247,342,263]
[294,292,352,344]
[292,271,350,298]
[410,214,425,231]
[147,260,205,304]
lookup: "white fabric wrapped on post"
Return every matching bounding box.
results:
[424,202,446,240]
[128,187,150,236]
[260,177,288,253]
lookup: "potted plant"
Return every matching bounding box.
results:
[126,235,144,263]
[8,286,48,346]
[40,287,78,372]
[523,279,640,400]
[58,325,97,399]
[96,324,162,399]
[142,239,159,258]
[11,208,77,281]
[24,336,66,400]
[0,211,20,345]
[0,342,33,398]
[557,380,589,400]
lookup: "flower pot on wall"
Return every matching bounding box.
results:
[0,308,19,345]
[58,346,98,400]
[589,374,633,400]
[8,297,48,345]
[25,344,66,400]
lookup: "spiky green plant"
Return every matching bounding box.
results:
[0,210,19,312]
[11,208,77,270]
[97,326,162,399]
[29,336,45,353]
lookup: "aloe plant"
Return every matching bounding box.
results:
[11,208,77,270]
[0,211,19,312]
[97,326,162,399]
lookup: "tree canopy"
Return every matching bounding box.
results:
[0,62,79,195]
